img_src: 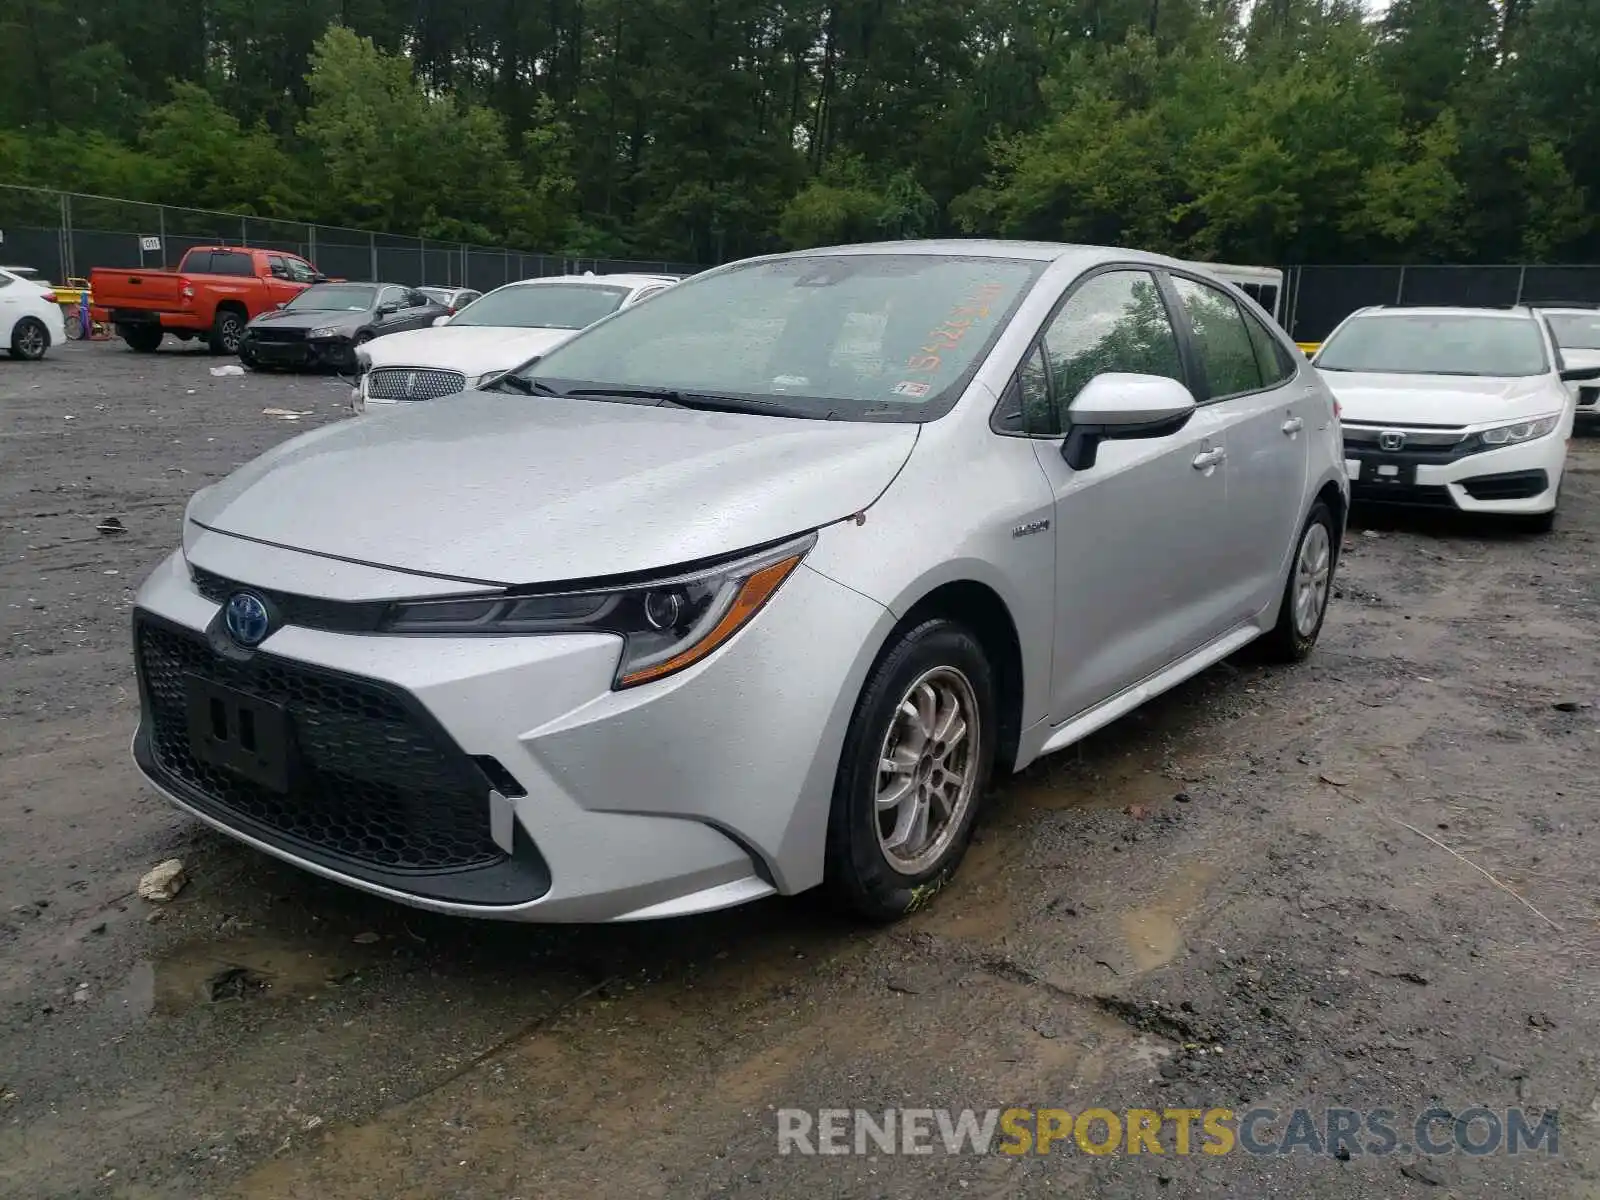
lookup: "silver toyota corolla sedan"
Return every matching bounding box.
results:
[130,241,1348,923]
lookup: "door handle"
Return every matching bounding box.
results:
[1282,417,1304,435]
[1191,447,1226,471]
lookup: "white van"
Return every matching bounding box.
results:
[1190,262,1284,324]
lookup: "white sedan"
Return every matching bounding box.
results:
[1315,304,1600,531]
[353,273,679,411]
[1,267,66,360]
[1538,306,1600,424]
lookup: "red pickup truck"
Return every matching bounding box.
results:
[91,246,329,354]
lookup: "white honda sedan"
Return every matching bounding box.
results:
[1315,305,1599,532]
[1,266,66,361]
[353,273,678,410]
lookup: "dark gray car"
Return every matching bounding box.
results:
[238,282,449,371]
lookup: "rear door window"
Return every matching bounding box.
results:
[181,251,212,274]
[1243,308,1297,388]
[1172,276,1263,400]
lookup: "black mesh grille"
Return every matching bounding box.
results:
[136,617,503,873]
[366,367,466,401]
[252,327,308,344]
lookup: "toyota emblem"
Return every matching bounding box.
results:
[1377,430,1406,451]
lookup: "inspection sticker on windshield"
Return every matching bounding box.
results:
[891,380,931,398]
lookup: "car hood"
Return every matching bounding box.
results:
[1317,370,1563,426]
[248,308,366,332]
[187,395,919,586]
[359,325,579,375]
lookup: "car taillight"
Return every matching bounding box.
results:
[182,283,195,299]
[42,290,57,303]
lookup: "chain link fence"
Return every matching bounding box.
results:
[1284,263,1600,342]
[0,184,703,292]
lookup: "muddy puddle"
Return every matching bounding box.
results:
[115,933,380,1018]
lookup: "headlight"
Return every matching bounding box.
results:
[307,326,341,339]
[350,386,365,415]
[1478,415,1559,446]
[383,533,816,689]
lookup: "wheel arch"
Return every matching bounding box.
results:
[892,579,1027,776]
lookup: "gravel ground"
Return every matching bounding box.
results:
[4,339,1600,1199]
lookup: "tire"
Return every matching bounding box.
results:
[63,307,84,341]
[824,618,998,922]
[10,316,49,361]
[122,325,164,353]
[208,308,246,355]
[1258,501,1336,663]
[1520,507,1557,534]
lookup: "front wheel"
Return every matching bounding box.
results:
[824,619,997,922]
[10,316,49,360]
[1519,507,1557,535]
[1258,500,1336,663]
[208,308,245,355]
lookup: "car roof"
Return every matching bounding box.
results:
[507,274,678,290]
[764,238,1200,270]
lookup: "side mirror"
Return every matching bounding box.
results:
[376,302,398,317]
[1060,373,1197,471]
[309,273,330,284]
[431,314,450,327]
[1559,365,1600,383]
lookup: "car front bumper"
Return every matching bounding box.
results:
[1344,435,1565,514]
[242,335,358,370]
[129,539,892,922]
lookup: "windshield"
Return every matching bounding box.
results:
[1316,313,1549,377]
[285,284,376,312]
[453,282,628,329]
[511,254,1044,421]
[1546,313,1600,352]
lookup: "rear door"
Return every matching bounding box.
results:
[1168,273,1312,619]
[1013,267,1237,723]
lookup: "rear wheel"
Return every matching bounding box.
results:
[122,325,164,353]
[824,619,997,922]
[208,307,245,355]
[1258,501,1336,663]
[10,317,49,360]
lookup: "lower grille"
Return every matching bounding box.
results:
[136,617,503,874]
[366,367,466,401]
[1579,386,1598,407]
[1351,482,1456,508]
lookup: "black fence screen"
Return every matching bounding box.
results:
[1286,264,1600,342]
[0,185,702,293]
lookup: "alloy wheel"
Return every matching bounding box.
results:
[1293,520,1332,637]
[875,666,981,875]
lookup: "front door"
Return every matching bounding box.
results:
[1019,267,1238,724]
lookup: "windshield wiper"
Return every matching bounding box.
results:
[483,374,557,396]
[559,385,824,419]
